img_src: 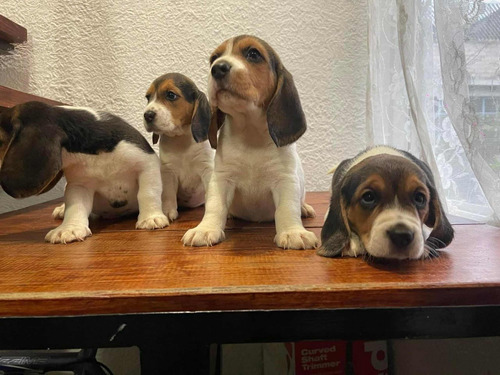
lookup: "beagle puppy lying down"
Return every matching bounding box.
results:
[143,73,213,221]
[319,146,454,260]
[182,35,318,250]
[0,101,168,243]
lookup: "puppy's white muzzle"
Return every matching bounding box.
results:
[367,208,424,260]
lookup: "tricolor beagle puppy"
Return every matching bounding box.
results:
[0,101,168,244]
[319,146,454,260]
[182,35,318,249]
[143,73,213,221]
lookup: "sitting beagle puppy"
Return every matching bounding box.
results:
[319,146,454,260]
[182,35,318,249]
[0,101,168,244]
[143,73,213,221]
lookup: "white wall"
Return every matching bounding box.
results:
[0,0,368,213]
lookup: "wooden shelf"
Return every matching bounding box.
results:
[0,15,27,47]
[0,85,66,111]
[0,17,65,109]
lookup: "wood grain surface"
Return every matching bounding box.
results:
[0,192,499,317]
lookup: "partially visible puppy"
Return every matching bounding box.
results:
[182,35,317,249]
[0,101,168,243]
[143,73,213,221]
[319,146,454,260]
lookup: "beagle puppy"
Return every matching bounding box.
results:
[182,35,318,249]
[0,101,168,243]
[143,73,213,221]
[319,146,454,260]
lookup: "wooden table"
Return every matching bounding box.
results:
[0,192,499,373]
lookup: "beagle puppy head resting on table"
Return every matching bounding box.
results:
[319,146,454,260]
[143,73,211,144]
[202,34,306,148]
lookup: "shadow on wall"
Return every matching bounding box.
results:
[0,40,33,92]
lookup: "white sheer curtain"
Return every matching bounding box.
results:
[367,0,500,224]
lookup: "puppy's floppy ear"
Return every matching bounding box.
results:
[266,64,307,147]
[406,154,454,249]
[208,107,225,149]
[317,159,352,258]
[191,90,211,143]
[425,181,454,249]
[0,106,64,198]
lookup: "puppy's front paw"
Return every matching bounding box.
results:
[275,229,319,250]
[301,202,316,218]
[45,224,92,244]
[52,203,65,220]
[163,207,179,222]
[136,214,169,230]
[182,226,225,247]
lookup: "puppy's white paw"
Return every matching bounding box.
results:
[275,229,319,250]
[52,203,65,220]
[45,224,92,244]
[136,214,169,230]
[301,202,316,218]
[182,226,225,247]
[163,207,179,222]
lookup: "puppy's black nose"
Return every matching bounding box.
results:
[387,225,414,248]
[211,62,231,79]
[144,111,156,123]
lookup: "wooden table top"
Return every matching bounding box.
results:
[0,192,499,317]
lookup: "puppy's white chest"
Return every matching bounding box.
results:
[159,139,213,208]
[218,142,302,221]
[219,143,279,181]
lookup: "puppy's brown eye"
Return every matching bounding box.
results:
[210,54,219,65]
[414,191,427,208]
[165,91,178,101]
[360,190,378,209]
[246,48,263,63]
[145,94,151,102]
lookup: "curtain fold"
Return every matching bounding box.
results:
[368,0,500,224]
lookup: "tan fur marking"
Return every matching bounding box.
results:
[212,36,276,107]
[347,174,388,246]
[402,174,431,222]
[145,84,155,98]
[157,79,195,127]
[210,40,229,63]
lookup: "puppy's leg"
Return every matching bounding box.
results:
[182,174,235,246]
[161,167,179,222]
[200,166,213,193]
[52,203,65,220]
[136,157,169,230]
[45,185,93,244]
[52,182,68,219]
[301,202,316,218]
[273,183,319,250]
